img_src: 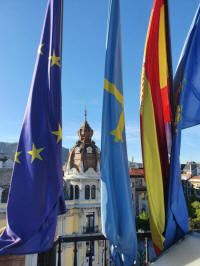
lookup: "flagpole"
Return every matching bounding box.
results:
[164,0,175,124]
[60,0,63,87]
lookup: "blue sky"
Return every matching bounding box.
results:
[0,0,200,163]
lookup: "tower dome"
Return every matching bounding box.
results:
[78,120,93,143]
[64,112,100,174]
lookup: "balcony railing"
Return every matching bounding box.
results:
[82,225,99,234]
[38,231,152,266]
[37,230,200,266]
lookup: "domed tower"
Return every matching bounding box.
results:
[63,112,103,266]
[64,112,100,175]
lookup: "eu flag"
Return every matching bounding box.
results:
[163,4,200,248]
[0,0,66,254]
[164,105,189,247]
[101,0,137,265]
[174,4,200,129]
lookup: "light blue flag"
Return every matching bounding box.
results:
[101,0,137,265]
[173,4,200,129]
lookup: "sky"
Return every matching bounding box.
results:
[0,0,200,163]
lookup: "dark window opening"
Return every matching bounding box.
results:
[70,185,74,200]
[2,188,9,203]
[85,185,90,200]
[75,185,79,199]
[85,213,94,233]
[91,185,96,199]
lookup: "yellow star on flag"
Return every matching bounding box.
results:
[27,143,44,163]
[52,124,62,143]
[38,43,45,55]
[49,49,61,67]
[14,151,22,164]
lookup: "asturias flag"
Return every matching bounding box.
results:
[101,0,137,265]
[0,0,66,254]
[140,0,171,254]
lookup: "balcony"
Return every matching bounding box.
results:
[38,231,152,266]
[33,230,200,266]
[82,225,99,234]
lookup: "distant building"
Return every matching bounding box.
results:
[60,117,106,266]
[0,153,13,169]
[128,161,143,169]
[129,168,148,216]
[0,154,13,206]
[188,176,200,198]
[181,161,200,198]
[182,161,199,177]
[188,176,200,189]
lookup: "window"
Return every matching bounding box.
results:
[63,180,69,200]
[91,185,96,199]
[2,188,9,203]
[75,185,79,199]
[69,185,74,200]
[63,185,68,200]
[86,241,94,257]
[85,185,90,200]
[86,147,92,153]
[86,213,94,233]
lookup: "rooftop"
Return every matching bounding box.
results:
[129,168,144,177]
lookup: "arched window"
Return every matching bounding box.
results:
[2,188,9,203]
[85,185,90,200]
[63,180,69,200]
[91,185,96,199]
[70,185,74,200]
[75,185,79,199]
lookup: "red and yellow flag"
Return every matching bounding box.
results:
[140,0,171,254]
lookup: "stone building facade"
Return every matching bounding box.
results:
[129,168,148,217]
[60,117,108,266]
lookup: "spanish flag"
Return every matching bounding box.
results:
[140,0,172,254]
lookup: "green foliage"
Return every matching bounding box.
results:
[186,193,200,229]
[186,195,196,219]
[136,210,150,231]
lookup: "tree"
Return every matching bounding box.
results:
[136,210,150,231]
[189,201,200,229]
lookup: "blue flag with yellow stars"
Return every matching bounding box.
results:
[101,0,137,265]
[173,4,200,129]
[163,4,200,248]
[164,83,189,247]
[0,0,66,255]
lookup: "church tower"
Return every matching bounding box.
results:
[62,113,103,266]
